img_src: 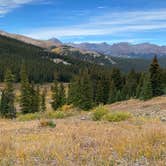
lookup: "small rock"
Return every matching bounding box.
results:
[81,117,86,120]
[160,117,166,122]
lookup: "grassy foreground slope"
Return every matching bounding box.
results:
[0,96,166,166]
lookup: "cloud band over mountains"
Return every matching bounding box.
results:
[23,9,166,39]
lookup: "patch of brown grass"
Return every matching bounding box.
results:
[0,119,166,165]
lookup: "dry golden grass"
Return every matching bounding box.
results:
[105,96,166,113]
[0,83,165,165]
[0,118,166,166]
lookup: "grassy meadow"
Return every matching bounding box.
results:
[0,117,166,165]
[0,84,166,166]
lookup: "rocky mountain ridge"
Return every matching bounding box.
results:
[68,42,166,58]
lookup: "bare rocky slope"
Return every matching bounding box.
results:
[105,96,166,121]
[0,30,62,48]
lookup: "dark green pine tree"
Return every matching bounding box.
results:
[20,63,31,114]
[68,76,81,106]
[79,70,93,110]
[161,69,166,93]
[95,80,104,104]
[140,73,153,101]
[108,81,117,104]
[136,73,145,99]
[102,77,110,104]
[51,81,60,110]
[68,70,93,110]
[30,84,40,113]
[35,85,40,112]
[59,83,66,107]
[0,90,7,117]
[0,69,16,118]
[67,80,75,104]
[125,69,138,98]
[115,90,122,102]
[111,68,123,90]
[41,88,47,112]
[149,56,163,96]
[120,85,130,101]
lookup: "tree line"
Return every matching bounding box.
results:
[0,62,67,119]
[0,56,165,118]
[68,56,166,110]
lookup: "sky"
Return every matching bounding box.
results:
[0,0,166,44]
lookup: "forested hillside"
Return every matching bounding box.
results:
[0,34,166,84]
[0,35,98,83]
[111,57,166,72]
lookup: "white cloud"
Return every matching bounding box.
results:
[0,0,47,16]
[23,9,166,39]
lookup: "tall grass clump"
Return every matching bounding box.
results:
[17,112,41,121]
[104,112,132,122]
[92,105,109,121]
[92,105,132,122]
[17,110,73,121]
[45,111,65,119]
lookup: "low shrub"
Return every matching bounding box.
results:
[92,105,109,121]
[17,112,40,121]
[44,111,65,119]
[104,112,132,122]
[40,119,56,128]
[59,104,73,112]
[17,111,71,121]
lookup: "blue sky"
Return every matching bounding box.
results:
[1,0,166,44]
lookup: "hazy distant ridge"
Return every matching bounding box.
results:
[68,42,166,58]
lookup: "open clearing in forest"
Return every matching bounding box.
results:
[0,96,166,166]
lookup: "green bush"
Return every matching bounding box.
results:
[92,105,109,121]
[48,120,56,128]
[45,111,65,119]
[104,112,132,122]
[17,112,40,121]
[17,111,67,121]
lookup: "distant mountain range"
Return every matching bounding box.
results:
[0,30,165,76]
[1,30,166,59]
[68,42,166,58]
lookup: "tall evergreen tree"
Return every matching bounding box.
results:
[0,69,16,118]
[111,68,123,90]
[136,73,145,99]
[30,84,40,113]
[68,76,81,105]
[20,63,31,114]
[41,88,47,112]
[116,90,122,102]
[125,69,138,97]
[51,81,60,110]
[149,56,163,96]
[0,91,5,117]
[95,80,104,104]
[108,81,117,104]
[140,74,153,100]
[59,83,66,106]
[79,70,93,110]
[68,70,93,110]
